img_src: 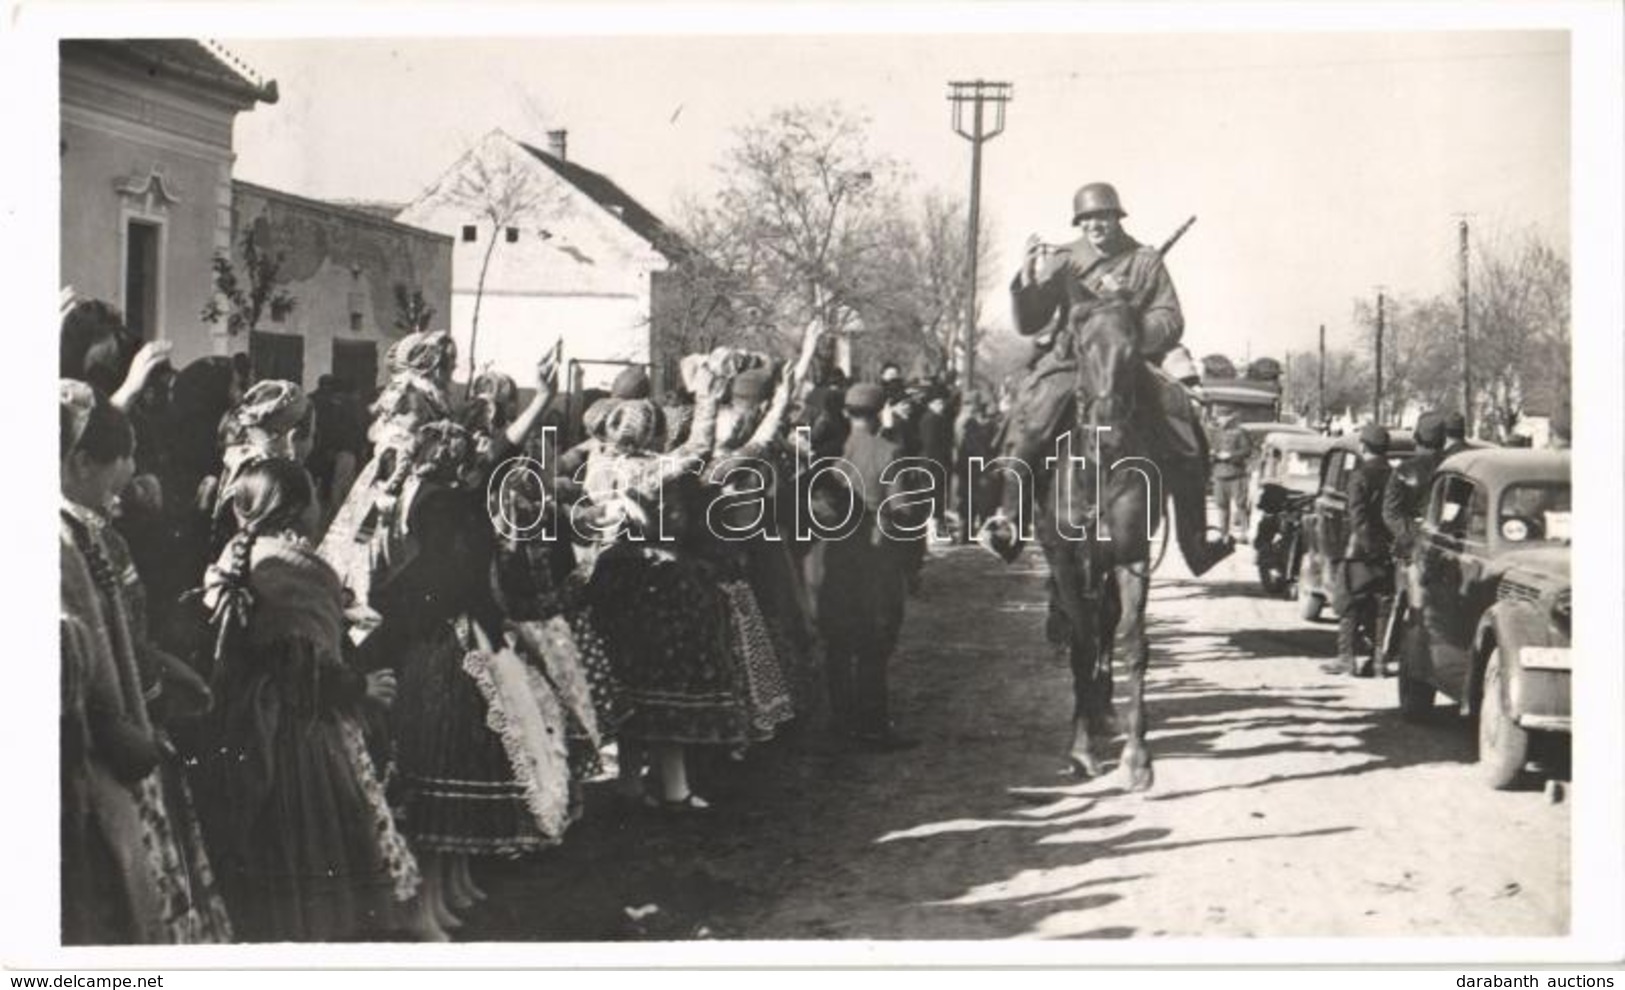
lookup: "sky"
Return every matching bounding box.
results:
[223,30,1569,363]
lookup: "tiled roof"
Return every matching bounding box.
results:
[324,199,410,222]
[235,181,448,241]
[61,39,278,105]
[516,141,692,263]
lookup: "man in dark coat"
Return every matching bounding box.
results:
[1379,411,1445,674]
[818,383,921,751]
[1382,411,1445,562]
[984,181,1231,575]
[1328,424,1395,677]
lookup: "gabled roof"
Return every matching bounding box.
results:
[61,39,278,106]
[516,141,693,264]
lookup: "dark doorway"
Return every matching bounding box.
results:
[124,220,161,340]
[332,339,380,400]
[250,330,305,386]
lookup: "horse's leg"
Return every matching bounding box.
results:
[1114,562,1154,791]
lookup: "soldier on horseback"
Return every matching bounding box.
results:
[980,181,1234,577]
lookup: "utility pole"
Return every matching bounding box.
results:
[1374,289,1386,424]
[1318,323,1326,427]
[948,79,1012,392]
[1284,352,1292,421]
[1458,217,1473,436]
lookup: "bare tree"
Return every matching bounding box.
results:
[680,103,907,349]
[1469,229,1569,440]
[442,147,560,372]
[676,103,997,385]
[1345,227,1569,439]
[1284,347,1372,424]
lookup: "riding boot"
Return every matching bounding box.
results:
[1137,365,1234,577]
[1169,463,1234,576]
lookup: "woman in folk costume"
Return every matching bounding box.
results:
[319,330,458,615]
[701,321,828,735]
[209,380,319,555]
[581,363,753,810]
[468,371,625,784]
[699,362,800,743]
[195,458,423,942]
[59,382,231,945]
[364,352,574,932]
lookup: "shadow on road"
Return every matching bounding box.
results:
[453,544,1554,943]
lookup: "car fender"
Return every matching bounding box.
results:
[1471,603,1555,719]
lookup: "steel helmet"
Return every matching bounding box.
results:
[1072,182,1127,223]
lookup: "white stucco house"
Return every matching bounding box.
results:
[396,128,720,393]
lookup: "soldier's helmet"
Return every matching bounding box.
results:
[1072,182,1127,224]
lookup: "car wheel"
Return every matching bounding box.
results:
[1396,617,1436,721]
[1299,591,1324,622]
[1478,648,1530,790]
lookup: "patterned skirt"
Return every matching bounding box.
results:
[587,551,751,746]
[392,620,566,856]
[719,579,795,740]
[138,758,233,944]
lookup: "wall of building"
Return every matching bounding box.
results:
[450,289,648,391]
[396,131,668,386]
[231,182,453,393]
[60,51,239,366]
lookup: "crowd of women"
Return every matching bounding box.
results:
[59,293,998,945]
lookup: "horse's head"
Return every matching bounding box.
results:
[1067,295,1142,457]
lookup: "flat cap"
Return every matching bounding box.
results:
[1413,411,1445,447]
[844,382,885,414]
[611,366,652,400]
[1359,423,1391,452]
[730,367,774,403]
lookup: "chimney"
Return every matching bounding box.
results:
[547,129,568,160]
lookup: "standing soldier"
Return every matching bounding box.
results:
[818,383,922,752]
[1208,410,1254,543]
[1327,424,1394,677]
[983,181,1232,575]
[1380,411,1446,674]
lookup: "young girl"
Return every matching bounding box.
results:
[59,381,231,944]
[197,458,421,942]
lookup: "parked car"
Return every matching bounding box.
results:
[1389,448,1571,789]
[1296,429,1418,622]
[1251,432,1335,594]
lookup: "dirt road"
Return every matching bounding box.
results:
[462,541,1570,941]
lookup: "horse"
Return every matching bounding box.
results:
[1030,291,1163,792]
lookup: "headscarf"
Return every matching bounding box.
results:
[604,399,659,454]
[467,369,521,437]
[388,330,457,379]
[234,379,312,447]
[581,397,617,443]
[214,380,312,530]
